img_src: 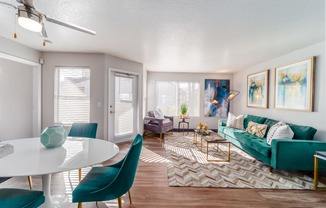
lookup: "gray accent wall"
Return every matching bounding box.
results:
[233,41,325,141]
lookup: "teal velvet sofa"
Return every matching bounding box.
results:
[218,114,326,171]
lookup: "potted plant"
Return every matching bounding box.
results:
[180,103,188,118]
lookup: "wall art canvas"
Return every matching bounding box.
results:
[274,57,314,111]
[247,70,269,108]
[204,79,230,117]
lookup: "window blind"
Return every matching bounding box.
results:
[156,81,200,116]
[54,67,90,124]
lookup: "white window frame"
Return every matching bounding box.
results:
[155,81,200,116]
[54,67,91,125]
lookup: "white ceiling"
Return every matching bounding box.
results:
[0,0,324,73]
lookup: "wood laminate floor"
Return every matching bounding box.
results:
[1,133,326,208]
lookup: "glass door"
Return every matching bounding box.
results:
[109,72,138,142]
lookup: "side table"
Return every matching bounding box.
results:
[178,117,189,134]
[314,151,326,190]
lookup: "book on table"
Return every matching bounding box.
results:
[205,135,227,142]
[316,151,326,158]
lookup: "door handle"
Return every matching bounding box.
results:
[110,111,115,114]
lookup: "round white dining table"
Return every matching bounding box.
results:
[0,137,119,208]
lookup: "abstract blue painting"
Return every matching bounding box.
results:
[204,79,230,117]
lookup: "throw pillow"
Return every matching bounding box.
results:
[226,113,244,130]
[153,108,164,119]
[267,121,294,145]
[246,121,268,138]
[266,121,286,141]
[148,111,155,117]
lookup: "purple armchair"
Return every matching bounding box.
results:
[143,110,174,142]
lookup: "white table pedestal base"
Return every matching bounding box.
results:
[41,174,71,208]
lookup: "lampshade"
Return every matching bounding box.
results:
[18,6,42,33]
[227,90,240,102]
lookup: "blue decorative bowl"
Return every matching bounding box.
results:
[40,126,67,148]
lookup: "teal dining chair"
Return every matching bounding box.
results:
[68,123,98,138]
[0,188,45,208]
[68,122,98,182]
[72,134,143,208]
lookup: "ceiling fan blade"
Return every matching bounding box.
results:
[0,1,17,9]
[41,23,48,38]
[45,15,96,36]
[17,0,34,8]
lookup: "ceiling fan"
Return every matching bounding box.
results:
[0,0,96,39]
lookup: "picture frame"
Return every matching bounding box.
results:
[247,70,269,108]
[204,79,230,117]
[274,57,314,112]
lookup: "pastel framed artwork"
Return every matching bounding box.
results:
[247,70,269,108]
[274,57,314,112]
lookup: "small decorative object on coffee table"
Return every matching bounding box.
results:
[193,128,213,145]
[314,151,326,190]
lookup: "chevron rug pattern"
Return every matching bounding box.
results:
[164,133,319,189]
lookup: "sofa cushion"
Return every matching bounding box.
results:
[226,113,244,130]
[264,119,279,134]
[224,128,271,157]
[267,121,294,145]
[246,121,268,138]
[264,119,317,140]
[244,115,267,129]
[287,123,316,140]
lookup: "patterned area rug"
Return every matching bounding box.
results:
[164,132,321,189]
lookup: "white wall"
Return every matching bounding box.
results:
[233,41,326,141]
[0,58,33,140]
[147,72,233,130]
[41,52,106,138]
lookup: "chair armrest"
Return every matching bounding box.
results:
[144,116,164,124]
[271,139,326,171]
[164,116,174,125]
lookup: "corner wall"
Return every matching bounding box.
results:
[233,41,326,141]
[41,52,106,138]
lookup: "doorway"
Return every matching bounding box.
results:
[108,71,138,143]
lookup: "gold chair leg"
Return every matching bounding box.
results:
[159,133,163,144]
[118,197,122,208]
[79,168,82,182]
[314,155,318,190]
[78,202,82,208]
[128,190,132,204]
[27,176,33,190]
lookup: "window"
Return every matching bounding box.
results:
[156,81,200,116]
[54,67,90,124]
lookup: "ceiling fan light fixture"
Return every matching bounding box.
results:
[17,6,42,33]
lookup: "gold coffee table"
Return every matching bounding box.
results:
[314,151,326,190]
[193,129,231,162]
